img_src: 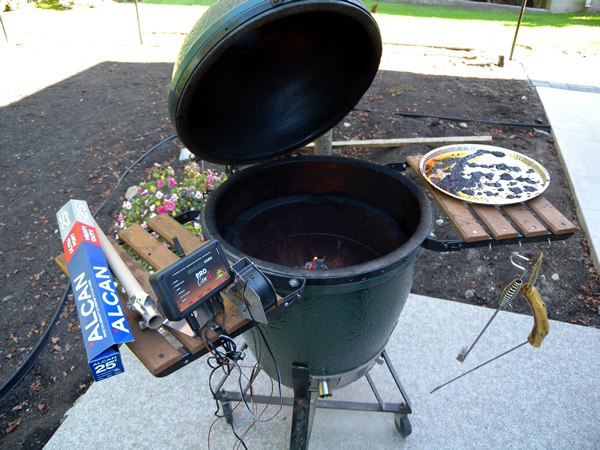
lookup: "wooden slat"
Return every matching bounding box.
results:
[147,214,203,254]
[108,237,155,295]
[526,196,577,235]
[303,135,493,149]
[470,204,519,240]
[118,224,178,270]
[120,294,183,376]
[168,326,206,353]
[501,204,548,237]
[55,253,68,275]
[407,155,489,242]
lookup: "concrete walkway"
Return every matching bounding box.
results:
[45,293,600,448]
[523,55,600,272]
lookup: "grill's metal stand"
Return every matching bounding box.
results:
[217,348,412,449]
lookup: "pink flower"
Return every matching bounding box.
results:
[138,187,142,193]
[157,206,166,214]
[157,179,164,188]
[168,178,176,187]
[171,194,179,202]
[165,202,175,211]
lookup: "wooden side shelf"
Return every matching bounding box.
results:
[57,214,288,377]
[406,154,577,247]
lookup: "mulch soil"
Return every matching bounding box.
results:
[1,5,598,448]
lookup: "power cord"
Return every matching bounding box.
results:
[237,280,283,423]
[204,279,283,448]
[0,133,179,401]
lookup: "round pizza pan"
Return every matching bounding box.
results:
[420,144,550,205]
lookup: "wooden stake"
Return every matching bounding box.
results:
[303,135,492,150]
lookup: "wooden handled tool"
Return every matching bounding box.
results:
[431,279,549,394]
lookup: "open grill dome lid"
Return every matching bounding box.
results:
[168,0,382,165]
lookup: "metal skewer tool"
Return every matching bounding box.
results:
[456,253,529,363]
[433,247,548,393]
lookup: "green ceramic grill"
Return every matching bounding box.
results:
[169,0,433,390]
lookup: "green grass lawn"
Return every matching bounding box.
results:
[363,2,599,28]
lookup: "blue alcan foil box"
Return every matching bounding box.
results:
[57,200,134,381]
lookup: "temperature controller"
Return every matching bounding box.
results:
[149,240,233,326]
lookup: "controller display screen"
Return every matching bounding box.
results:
[162,242,232,313]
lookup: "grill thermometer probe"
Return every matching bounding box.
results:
[431,280,549,393]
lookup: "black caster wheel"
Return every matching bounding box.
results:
[394,414,412,437]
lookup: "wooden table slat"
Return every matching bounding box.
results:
[470,204,520,239]
[147,214,203,254]
[526,196,577,235]
[108,237,155,296]
[118,224,179,270]
[407,155,489,242]
[121,299,183,376]
[501,204,549,237]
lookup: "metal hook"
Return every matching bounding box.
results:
[510,252,529,278]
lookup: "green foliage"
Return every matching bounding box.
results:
[33,0,106,10]
[4,0,32,12]
[33,0,62,10]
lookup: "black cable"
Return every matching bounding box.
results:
[0,285,70,400]
[205,279,282,450]
[353,107,551,131]
[230,422,248,450]
[236,280,283,423]
[0,133,179,401]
